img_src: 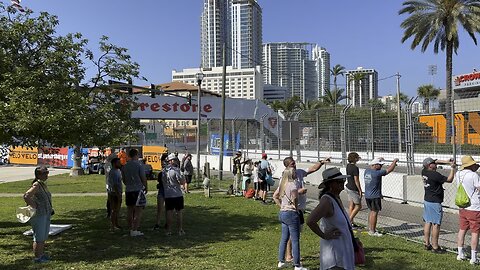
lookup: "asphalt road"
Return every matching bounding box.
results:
[0,166,70,183]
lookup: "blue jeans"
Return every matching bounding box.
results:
[278,210,301,266]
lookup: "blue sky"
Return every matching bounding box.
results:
[20,0,480,97]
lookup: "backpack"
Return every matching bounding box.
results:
[455,181,471,208]
[245,188,255,198]
[257,163,267,180]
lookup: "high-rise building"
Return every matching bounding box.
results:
[262,42,317,102]
[345,67,378,107]
[201,0,231,68]
[312,45,330,97]
[231,0,262,69]
[200,0,262,69]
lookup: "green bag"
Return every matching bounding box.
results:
[455,183,471,208]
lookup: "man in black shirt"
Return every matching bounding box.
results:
[345,152,362,227]
[422,157,456,253]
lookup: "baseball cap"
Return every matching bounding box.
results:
[261,153,267,158]
[422,157,436,168]
[369,158,385,166]
[167,153,176,161]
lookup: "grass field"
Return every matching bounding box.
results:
[0,191,475,270]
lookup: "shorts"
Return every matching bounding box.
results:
[157,188,165,200]
[254,182,259,190]
[30,214,51,242]
[125,190,141,207]
[108,193,122,208]
[165,196,184,211]
[184,175,193,184]
[366,198,382,211]
[259,180,268,191]
[459,209,480,233]
[346,188,361,205]
[423,201,443,225]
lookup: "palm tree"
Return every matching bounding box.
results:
[321,88,348,106]
[417,84,440,113]
[330,64,346,113]
[299,99,321,111]
[399,0,480,142]
[280,96,302,120]
[393,92,410,110]
[348,72,366,106]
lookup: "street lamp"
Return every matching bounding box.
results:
[195,71,204,185]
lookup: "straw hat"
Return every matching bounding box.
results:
[460,155,478,170]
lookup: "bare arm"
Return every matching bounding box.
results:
[354,175,362,197]
[385,158,399,174]
[306,157,331,175]
[23,182,40,208]
[306,196,339,240]
[273,187,281,207]
[446,162,457,183]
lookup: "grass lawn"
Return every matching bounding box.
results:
[0,192,475,270]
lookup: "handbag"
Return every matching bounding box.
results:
[326,193,365,265]
[283,191,304,224]
[16,206,36,223]
[136,190,147,207]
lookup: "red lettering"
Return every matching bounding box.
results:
[203,104,212,113]
[138,103,149,111]
[162,103,171,112]
[172,103,180,112]
[180,104,190,112]
[151,103,160,112]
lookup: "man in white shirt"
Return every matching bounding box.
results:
[456,156,480,265]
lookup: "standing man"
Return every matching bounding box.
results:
[122,149,147,237]
[345,152,362,227]
[258,153,272,204]
[282,156,330,263]
[183,154,194,193]
[422,157,456,253]
[163,153,186,236]
[364,157,399,236]
[107,157,123,231]
[232,151,243,195]
[456,156,480,264]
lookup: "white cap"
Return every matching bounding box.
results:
[369,158,385,165]
[167,153,176,161]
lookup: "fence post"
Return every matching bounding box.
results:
[316,110,320,160]
[405,96,418,175]
[260,114,268,153]
[277,113,281,160]
[370,106,375,158]
[295,110,303,162]
[340,105,352,166]
[245,119,248,158]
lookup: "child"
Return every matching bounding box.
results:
[253,161,260,200]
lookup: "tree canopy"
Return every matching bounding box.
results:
[0,5,143,147]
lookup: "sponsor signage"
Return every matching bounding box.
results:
[453,71,480,90]
[38,147,69,168]
[142,146,168,170]
[9,146,38,165]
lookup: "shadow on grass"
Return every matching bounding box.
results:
[1,195,278,269]
[363,246,419,269]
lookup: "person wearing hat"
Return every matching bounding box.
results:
[421,157,456,253]
[273,167,307,270]
[455,155,480,264]
[364,157,399,237]
[306,167,354,270]
[122,148,148,237]
[258,153,272,204]
[232,151,243,196]
[162,153,186,236]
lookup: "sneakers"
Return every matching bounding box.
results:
[130,230,144,237]
[424,244,432,251]
[178,230,186,236]
[470,259,479,265]
[431,247,446,254]
[153,224,161,231]
[277,261,287,268]
[457,254,466,261]
[34,256,49,263]
[368,231,383,237]
[351,223,361,229]
[294,266,308,270]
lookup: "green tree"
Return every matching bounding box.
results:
[330,64,346,113]
[399,0,480,141]
[321,88,348,106]
[393,92,410,110]
[417,84,440,113]
[0,6,143,174]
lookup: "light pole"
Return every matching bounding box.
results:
[195,71,204,185]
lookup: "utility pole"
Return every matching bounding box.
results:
[396,72,402,153]
[219,43,227,181]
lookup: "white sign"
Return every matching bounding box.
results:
[453,72,480,90]
[131,95,281,136]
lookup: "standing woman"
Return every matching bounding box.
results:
[23,166,53,263]
[183,154,194,193]
[273,167,307,270]
[307,168,355,270]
